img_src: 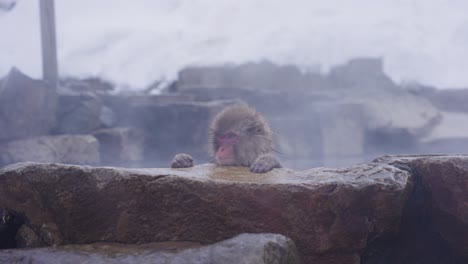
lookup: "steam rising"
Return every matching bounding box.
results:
[1,0,468,90]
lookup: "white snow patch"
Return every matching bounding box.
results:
[1,0,468,90]
[423,111,468,142]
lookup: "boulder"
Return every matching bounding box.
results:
[0,135,99,166]
[0,233,299,264]
[0,68,56,142]
[54,93,103,134]
[0,162,411,263]
[15,225,45,248]
[93,127,145,166]
[374,155,468,261]
[360,92,440,136]
[329,58,396,90]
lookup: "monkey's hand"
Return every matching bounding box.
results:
[171,153,194,168]
[250,154,281,173]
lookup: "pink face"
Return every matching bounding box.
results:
[215,131,239,165]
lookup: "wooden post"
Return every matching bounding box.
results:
[39,0,58,89]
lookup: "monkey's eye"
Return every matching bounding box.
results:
[247,126,262,134]
[216,131,239,142]
[218,132,238,141]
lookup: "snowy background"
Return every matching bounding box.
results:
[1,0,468,91]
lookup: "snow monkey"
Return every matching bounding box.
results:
[171,105,281,173]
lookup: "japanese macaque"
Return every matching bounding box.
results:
[171,105,281,173]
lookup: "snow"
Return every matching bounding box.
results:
[423,111,468,142]
[1,0,468,90]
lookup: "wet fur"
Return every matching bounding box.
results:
[172,104,281,173]
[209,105,273,167]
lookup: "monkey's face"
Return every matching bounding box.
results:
[212,125,271,167]
[209,105,274,167]
[214,131,240,165]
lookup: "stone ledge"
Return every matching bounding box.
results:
[0,162,411,263]
[0,233,299,264]
[374,154,468,260]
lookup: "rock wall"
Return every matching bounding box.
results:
[1,155,466,263]
[2,59,468,169]
[371,155,468,263]
[0,68,56,142]
[0,234,300,264]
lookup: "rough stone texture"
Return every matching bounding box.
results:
[0,135,99,166]
[0,68,56,142]
[0,208,24,248]
[0,162,411,263]
[374,155,468,261]
[54,93,103,134]
[15,225,45,248]
[93,127,145,166]
[0,233,300,264]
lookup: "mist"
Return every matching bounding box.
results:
[1,0,468,90]
[1,0,468,170]
[1,2,468,263]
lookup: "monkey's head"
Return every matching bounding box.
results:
[209,105,273,167]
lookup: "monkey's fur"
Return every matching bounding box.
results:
[171,105,281,173]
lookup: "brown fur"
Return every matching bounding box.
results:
[209,105,273,166]
[171,104,281,173]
